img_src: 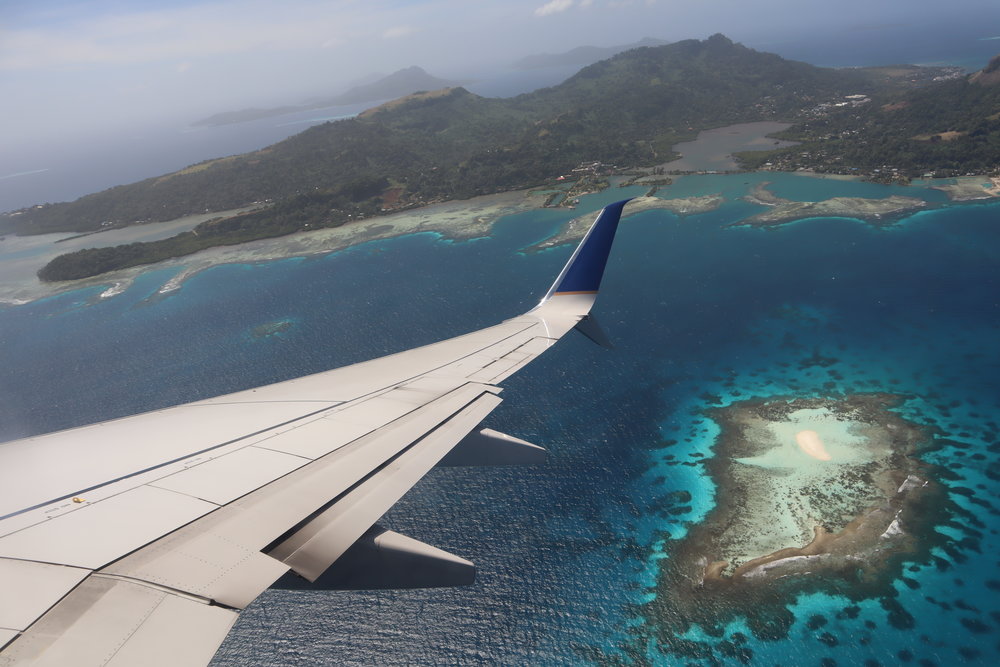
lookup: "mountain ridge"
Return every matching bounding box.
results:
[511,37,669,69]
[7,35,971,251]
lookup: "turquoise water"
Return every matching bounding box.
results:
[1,175,998,665]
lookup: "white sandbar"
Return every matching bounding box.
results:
[795,429,832,460]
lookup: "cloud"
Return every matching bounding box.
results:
[0,1,364,71]
[535,0,574,17]
[383,25,416,39]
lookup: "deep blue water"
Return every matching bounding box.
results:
[1,176,999,665]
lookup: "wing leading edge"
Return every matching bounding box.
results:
[0,199,632,666]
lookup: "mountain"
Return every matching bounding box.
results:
[970,54,1000,86]
[323,66,460,106]
[512,37,668,69]
[192,66,460,127]
[9,35,921,247]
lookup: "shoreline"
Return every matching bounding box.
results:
[0,189,548,307]
[3,113,998,307]
[736,181,928,227]
[4,172,999,308]
[643,393,957,643]
[4,174,997,308]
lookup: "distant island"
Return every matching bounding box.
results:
[511,37,668,70]
[192,66,461,127]
[4,35,998,282]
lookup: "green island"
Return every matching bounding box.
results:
[640,394,959,654]
[3,36,998,282]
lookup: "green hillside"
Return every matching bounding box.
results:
[14,35,983,281]
[738,55,1000,178]
[9,35,886,240]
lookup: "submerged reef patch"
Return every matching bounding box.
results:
[249,318,294,340]
[641,393,959,653]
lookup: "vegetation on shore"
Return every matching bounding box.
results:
[737,56,1000,181]
[7,36,995,281]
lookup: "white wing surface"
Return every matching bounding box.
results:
[0,199,632,666]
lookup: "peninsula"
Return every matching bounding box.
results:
[736,181,926,227]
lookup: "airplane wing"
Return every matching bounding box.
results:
[0,199,632,667]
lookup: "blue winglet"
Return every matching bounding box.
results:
[542,199,631,302]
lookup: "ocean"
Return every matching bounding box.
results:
[1,174,998,665]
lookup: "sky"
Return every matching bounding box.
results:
[2,0,1000,210]
[4,0,1000,132]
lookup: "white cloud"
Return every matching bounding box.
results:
[0,1,358,71]
[535,0,574,17]
[383,25,416,39]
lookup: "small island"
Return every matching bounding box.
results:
[249,319,294,340]
[735,182,926,227]
[644,393,957,645]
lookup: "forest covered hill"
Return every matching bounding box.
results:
[11,36,997,281]
[6,35,888,239]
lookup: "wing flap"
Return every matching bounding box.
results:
[294,525,476,590]
[98,383,501,602]
[0,560,89,633]
[270,390,503,581]
[0,576,237,667]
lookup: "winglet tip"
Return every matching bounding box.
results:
[543,198,632,302]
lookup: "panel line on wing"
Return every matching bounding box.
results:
[0,404,340,523]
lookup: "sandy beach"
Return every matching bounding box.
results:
[644,393,956,641]
[0,190,548,306]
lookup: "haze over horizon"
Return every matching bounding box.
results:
[3,0,1000,212]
